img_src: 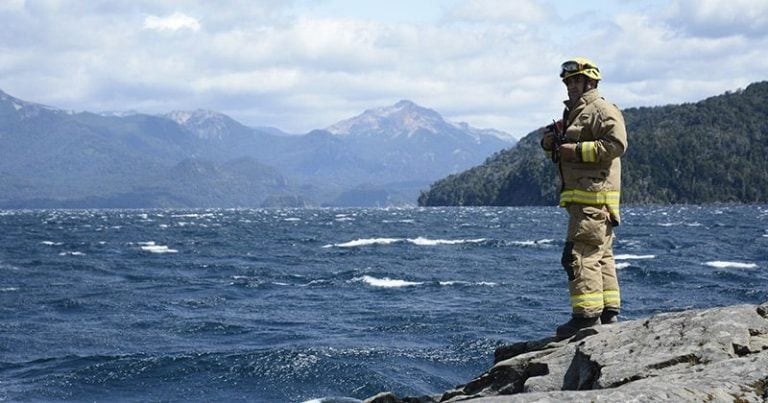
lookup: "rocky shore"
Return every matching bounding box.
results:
[365,301,768,402]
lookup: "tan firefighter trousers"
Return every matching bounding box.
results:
[562,203,620,318]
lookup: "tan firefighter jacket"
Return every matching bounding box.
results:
[548,89,627,224]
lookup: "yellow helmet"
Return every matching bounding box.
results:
[560,57,602,81]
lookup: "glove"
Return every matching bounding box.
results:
[541,120,563,152]
[541,131,555,151]
[559,143,579,162]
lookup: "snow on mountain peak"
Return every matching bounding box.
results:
[325,100,516,143]
[0,89,67,119]
[166,109,224,125]
[326,100,448,137]
[165,109,235,140]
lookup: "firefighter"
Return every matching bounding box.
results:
[541,57,628,339]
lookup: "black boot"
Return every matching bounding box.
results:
[600,309,619,324]
[555,315,599,340]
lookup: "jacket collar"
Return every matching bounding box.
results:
[564,88,601,110]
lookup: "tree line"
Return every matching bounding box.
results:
[418,81,768,206]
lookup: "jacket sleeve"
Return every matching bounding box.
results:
[579,103,627,163]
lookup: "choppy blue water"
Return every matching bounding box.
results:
[1,206,767,402]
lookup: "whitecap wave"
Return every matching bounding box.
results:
[407,237,486,246]
[325,237,486,248]
[509,239,554,246]
[352,275,423,288]
[139,241,178,254]
[59,251,85,256]
[476,281,498,286]
[334,214,356,222]
[616,262,631,270]
[171,213,216,219]
[302,279,331,287]
[351,276,496,288]
[657,221,703,227]
[41,241,63,246]
[325,238,402,248]
[439,280,498,287]
[439,281,463,286]
[614,254,656,260]
[704,261,757,269]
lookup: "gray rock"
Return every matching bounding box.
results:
[364,392,400,403]
[365,302,768,402]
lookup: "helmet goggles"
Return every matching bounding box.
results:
[560,58,602,81]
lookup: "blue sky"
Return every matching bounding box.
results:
[1,0,766,137]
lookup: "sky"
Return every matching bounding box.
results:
[1,0,767,138]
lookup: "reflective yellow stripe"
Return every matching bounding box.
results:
[560,189,620,206]
[560,189,621,222]
[603,290,620,306]
[580,141,597,162]
[571,292,604,309]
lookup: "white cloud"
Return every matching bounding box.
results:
[191,69,302,94]
[0,0,25,12]
[568,7,768,110]
[663,0,768,38]
[445,0,552,24]
[143,12,201,32]
[0,0,767,137]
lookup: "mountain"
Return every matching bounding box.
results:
[328,100,453,137]
[0,91,516,208]
[0,89,70,119]
[159,100,517,206]
[165,109,242,140]
[328,99,516,142]
[418,81,768,206]
[0,90,293,208]
[320,100,515,202]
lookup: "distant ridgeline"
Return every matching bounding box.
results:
[418,81,768,206]
[0,91,515,208]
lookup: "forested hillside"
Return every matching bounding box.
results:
[418,81,768,206]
